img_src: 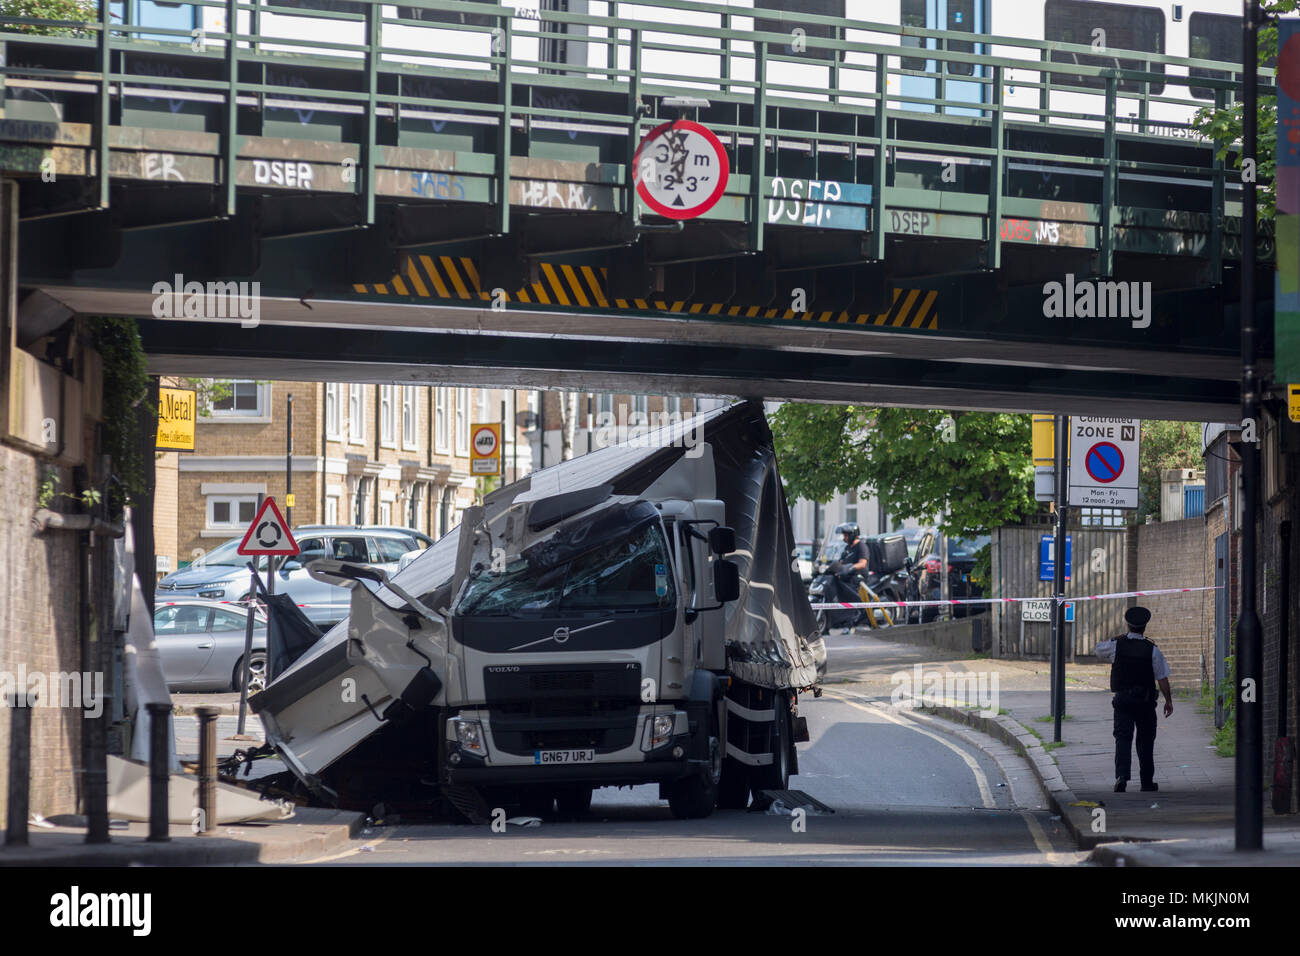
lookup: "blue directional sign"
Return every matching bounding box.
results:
[1039,534,1071,582]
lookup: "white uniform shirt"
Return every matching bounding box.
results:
[1094,631,1171,681]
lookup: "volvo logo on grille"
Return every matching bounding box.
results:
[509,619,614,652]
[486,666,521,672]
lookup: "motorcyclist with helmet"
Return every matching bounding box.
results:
[829,522,870,632]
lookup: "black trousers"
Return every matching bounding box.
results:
[1112,696,1158,783]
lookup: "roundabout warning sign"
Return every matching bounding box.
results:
[632,119,730,220]
[1068,418,1140,509]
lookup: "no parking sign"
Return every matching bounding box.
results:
[1067,417,1140,509]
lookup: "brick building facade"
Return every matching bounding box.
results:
[155,379,533,570]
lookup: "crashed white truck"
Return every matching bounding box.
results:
[250,400,825,820]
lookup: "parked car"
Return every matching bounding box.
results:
[157,526,423,628]
[907,533,992,622]
[294,524,435,549]
[154,598,267,693]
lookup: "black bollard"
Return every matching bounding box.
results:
[195,706,219,836]
[145,701,172,842]
[5,691,34,846]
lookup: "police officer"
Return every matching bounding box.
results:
[1095,606,1173,793]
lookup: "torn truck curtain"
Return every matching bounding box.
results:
[251,400,821,814]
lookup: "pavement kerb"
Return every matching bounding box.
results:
[0,808,367,867]
[897,697,1123,851]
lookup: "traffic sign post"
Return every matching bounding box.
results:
[235,497,298,735]
[632,119,730,220]
[1067,417,1141,510]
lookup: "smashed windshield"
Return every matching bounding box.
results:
[458,521,675,616]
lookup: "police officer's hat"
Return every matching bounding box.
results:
[1124,606,1151,628]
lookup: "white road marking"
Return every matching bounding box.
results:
[822,689,1069,864]
[822,690,996,809]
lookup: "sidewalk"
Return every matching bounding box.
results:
[845,631,1300,865]
[0,708,365,866]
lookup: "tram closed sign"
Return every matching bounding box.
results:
[1067,417,1140,509]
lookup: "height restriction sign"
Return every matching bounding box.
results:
[470,422,502,476]
[633,119,730,220]
[1067,417,1140,509]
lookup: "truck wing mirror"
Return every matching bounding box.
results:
[708,526,736,555]
[713,559,740,602]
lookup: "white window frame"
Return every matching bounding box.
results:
[207,494,259,530]
[455,387,470,457]
[435,387,450,454]
[380,385,396,448]
[325,383,341,440]
[402,386,418,450]
[208,380,271,423]
[379,501,392,525]
[348,384,365,444]
[477,389,490,426]
[325,495,339,525]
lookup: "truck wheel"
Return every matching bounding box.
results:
[668,735,719,820]
[749,693,792,796]
[554,785,593,820]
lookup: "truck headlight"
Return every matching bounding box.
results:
[642,713,677,751]
[454,718,487,756]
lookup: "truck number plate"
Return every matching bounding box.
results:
[534,749,595,764]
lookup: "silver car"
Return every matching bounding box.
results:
[158,527,422,628]
[153,598,268,694]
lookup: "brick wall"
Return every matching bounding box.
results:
[1131,518,1212,692]
[0,447,83,818]
[154,452,179,577]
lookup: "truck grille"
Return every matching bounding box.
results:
[483,663,641,756]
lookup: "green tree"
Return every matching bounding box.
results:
[770,404,1037,538]
[0,0,98,36]
[1191,0,1298,223]
[1136,420,1205,522]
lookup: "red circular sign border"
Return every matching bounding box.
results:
[472,425,498,456]
[633,119,731,221]
[1084,441,1124,484]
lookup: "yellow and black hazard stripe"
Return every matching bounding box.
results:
[354,255,939,330]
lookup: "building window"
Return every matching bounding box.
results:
[380,385,396,447]
[210,381,269,420]
[1045,0,1166,95]
[402,386,418,449]
[455,387,469,456]
[380,501,392,525]
[477,389,491,426]
[207,494,258,530]
[631,394,648,425]
[409,485,421,530]
[598,392,614,418]
[325,383,341,439]
[325,495,339,525]
[435,387,450,453]
[348,384,365,443]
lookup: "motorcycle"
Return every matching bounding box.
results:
[809,560,908,634]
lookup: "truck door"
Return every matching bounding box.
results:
[899,0,987,117]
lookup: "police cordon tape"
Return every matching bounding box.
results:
[808,584,1221,611]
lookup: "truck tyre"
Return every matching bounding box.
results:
[554,785,593,820]
[668,734,720,819]
[749,693,792,796]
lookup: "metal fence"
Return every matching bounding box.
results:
[991,525,1128,659]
